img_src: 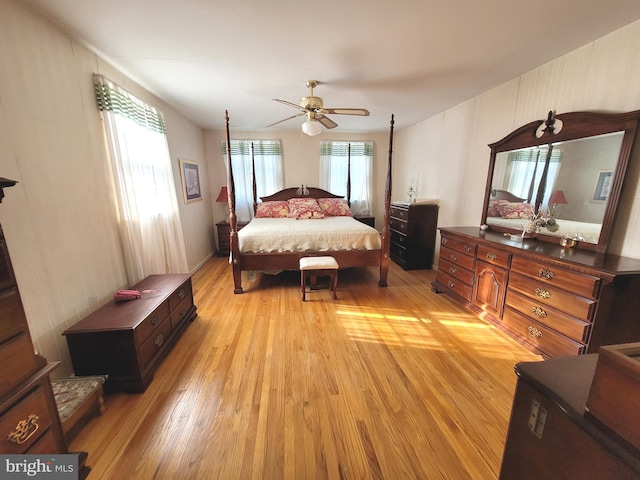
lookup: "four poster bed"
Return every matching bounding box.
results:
[222,110,395,294]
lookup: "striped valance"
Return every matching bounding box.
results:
[320,141,373,157]
[93,73,166,134]
[221,140,282,156]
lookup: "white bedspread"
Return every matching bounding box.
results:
[238,217,381,253]
[486,217,602,244]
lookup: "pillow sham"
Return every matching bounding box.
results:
[317,198,353,217]
[487,199,508,217]
[287,198,325,220]
[255,201,289,218]
[498,202,534,219]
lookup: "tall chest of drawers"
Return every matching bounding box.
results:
[63,274,197,392]
[389,202,439,270]
[432,226,640,358]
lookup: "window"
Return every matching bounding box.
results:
[222,140,283,221]
[319,141,373,216]
[505,146,562,208]
[94,74,188,283]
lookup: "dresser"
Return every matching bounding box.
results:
[432,227,640,358]
[500,354,640,479]
[389,202,439,270]
[216,221,248,256]
[0,222,90,475]
[63,274,197,392]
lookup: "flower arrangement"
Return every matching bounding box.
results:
[522,208,560,237]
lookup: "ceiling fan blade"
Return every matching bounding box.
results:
[322,108,370,116]
[317,115,338,129]
[266,112,304,128]
[273,98,302,110]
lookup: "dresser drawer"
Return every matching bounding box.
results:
[508,272,595,321]
[0,288,30,344]
[390,230,407,247]
[136,301,170,345]
[438,258,474,286]
[389,217,408,233]
[440,246,475,271]
[169,280,192,312]
[436,271,472,302]
[440,234,477,256]
[390,205,409,221]
[505,289,590,343]
[502,307,585,357]
[170,293,194,331]
[477,244,510,269]
[390,242,407,262]
[139,316,172,369]
[511,256,600,299]
[0,334,41,394]
[1,386,52,453]
[25,429,58,453]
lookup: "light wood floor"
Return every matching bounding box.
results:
[69,257,541,479]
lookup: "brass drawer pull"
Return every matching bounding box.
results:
[442,237,449,245]
[154,334,164,347]
[486,252,497,261]
[178,289,186,299]
[464,245,472,253]
[180,307,187,315]
[450,254,458,261]
[538,268,555,280]
[528,326,543,339]
[535,288,551,299]
[448,267,457,274]
[447,280,455,288]
[7,415,39,445]
[532,306,547,318]
[151,315,159,326]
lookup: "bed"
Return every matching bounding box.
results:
[223,110,394,294]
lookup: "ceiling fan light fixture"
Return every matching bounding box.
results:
[302,119,322,136]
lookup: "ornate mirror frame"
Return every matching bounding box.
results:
[481,110,640,253]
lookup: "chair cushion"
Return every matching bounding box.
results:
[299,256,339,270]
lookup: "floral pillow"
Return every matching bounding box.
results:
[487,199,508,217]
[255,201,289,218]
[287,198,325,219]
[317,198,353,217]
[498,202,534,219]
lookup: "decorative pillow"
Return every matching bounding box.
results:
[498,202,534,219]
[317,198,353,217]
[256,201,289,218]
[287,198,325,220]
[487,199,508,217]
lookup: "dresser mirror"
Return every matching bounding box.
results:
[481,110,640,253]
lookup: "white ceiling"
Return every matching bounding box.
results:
[21,0,640,133]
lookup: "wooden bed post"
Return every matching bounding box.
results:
[251,142,257,216]
[347,143,352,207]
[379,114,394,287]
[225,110,243,293]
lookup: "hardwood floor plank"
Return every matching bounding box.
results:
[69,257,541,479]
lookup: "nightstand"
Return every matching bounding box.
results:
[216,221,248,256]
[354,215,375,228]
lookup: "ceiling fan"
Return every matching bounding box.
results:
[267,80,370,136]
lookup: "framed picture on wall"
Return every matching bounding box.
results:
[179,159,202,203]
[593,170,613,202]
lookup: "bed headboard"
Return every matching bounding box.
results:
[491,189,527,203]
[260,187,343,203]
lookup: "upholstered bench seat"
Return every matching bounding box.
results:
[299,256,339,301]
[52,376,105,442]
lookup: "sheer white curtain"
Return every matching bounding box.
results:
[222,140,283,221]
[319,141,373,215]
[506,147,562,207]
[94,74,188,284]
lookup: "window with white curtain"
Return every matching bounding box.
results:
[319,141,373,216]
[505,146,562,208]
[222,140,283,221]
[94,74,188,284]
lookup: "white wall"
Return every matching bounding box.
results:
[0,0,215,375]
[393,19,640,261]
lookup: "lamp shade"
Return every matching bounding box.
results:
[549,190,568,205]
[302,119,322,136]
[216,186,228,203]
